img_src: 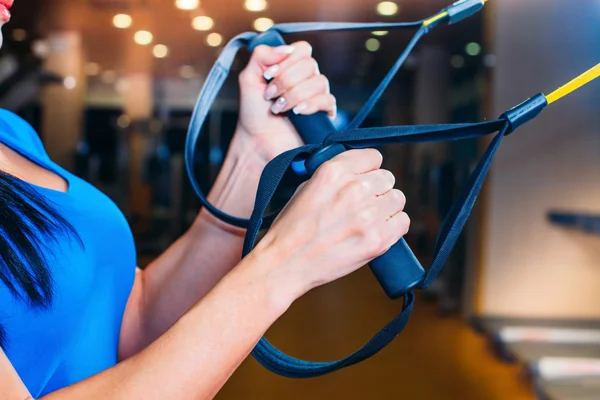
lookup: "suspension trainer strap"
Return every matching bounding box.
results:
[241,117,514,377]
[176,0,600,379]
[185,32,258,228]
[185,3,485,229]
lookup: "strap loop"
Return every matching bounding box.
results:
[183,1,524,379]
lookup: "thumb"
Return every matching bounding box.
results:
[241,44,295,84]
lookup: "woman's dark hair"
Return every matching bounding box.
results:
[0,170,81,350]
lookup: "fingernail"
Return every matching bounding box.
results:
[264,85,278,100]
[271,97,287,114]
[292,102,308,115]
[274,45,295,54]
[263,64,280,80]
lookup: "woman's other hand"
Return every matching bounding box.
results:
[233,41,336,164]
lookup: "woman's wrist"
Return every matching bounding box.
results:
[231,241,305,315]
[190,129,268,235]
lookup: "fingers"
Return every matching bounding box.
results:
[386,211,411,243]
[328,149,383,175]
[376,189,407,221]
[259,41,313,84]
[264,58,320,101]
[269,75,333,116]
[240,44,296,86]
[292,93,337,118]
[376,190,410,243]
[275,41,313,73]
[359,169,396,196]
[258,41,336,118]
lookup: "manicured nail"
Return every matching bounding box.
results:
[274,45,295,54]
[271,97,287,114]
[263,64,280,80]
[292,102,308,115]
[264,85,278,100]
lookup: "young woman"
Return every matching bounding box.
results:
[0,1,410,398]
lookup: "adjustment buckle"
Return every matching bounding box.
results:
[446,0,486,25]
[500,93,548,135]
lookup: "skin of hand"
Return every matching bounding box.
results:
[232,41,336,165]
[256,149,410,298]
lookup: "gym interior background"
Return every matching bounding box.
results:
[3,0,599,399]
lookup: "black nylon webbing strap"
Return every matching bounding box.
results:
[179,0,586,378]
[243,118,517,377]
[184,7,459,229]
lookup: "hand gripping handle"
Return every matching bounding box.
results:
[305,145,425,299]
[249,30,337,144]
[250,32,425,299]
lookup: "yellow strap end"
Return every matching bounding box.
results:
[546,63,600,104]
[422,11,449,27]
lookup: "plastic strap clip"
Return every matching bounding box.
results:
[500,93,548,135]
[447,0,486,25]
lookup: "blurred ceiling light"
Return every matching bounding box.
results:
[175,0,199,10]
[245,0,268,12]
[376,1,398,16]
[84,62,100,76]
[465,42,482,56]
[117,114,131,129]
[450,55,465,69]
[179,65,196,79]
[101,70,117,84]
[63,76,77,90]
[206,32,223,47]
[12,29,27,41]
[372,30,388,36]
[192,16,214,31]
[113,14,133,29]
[153,44,169,58]
[134,30,153,45]
[253,17,274,32]
[116,78,130,93]
[365,38,380,52]
[32,40,50,58]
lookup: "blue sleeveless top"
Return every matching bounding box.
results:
[0,110,137,397]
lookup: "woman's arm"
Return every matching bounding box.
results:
[118,139,264,358]
[119,42,336,358]
[4,244,299,400]
[3,149,409,400]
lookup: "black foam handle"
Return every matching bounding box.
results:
[305,145,425,299]
[249,30,336,144]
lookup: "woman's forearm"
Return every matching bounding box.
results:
[45,247,298,400]
[123,135,267,356]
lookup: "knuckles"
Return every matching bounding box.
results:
[359,228,386,257]
[343,180,370,203]
[391,189,406,210]
[314,73,330,93]
[349,148,382,168]
[382,169,396,190]
[315,160,345,184]
[293,41,313,57]
[400,212,411,234]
